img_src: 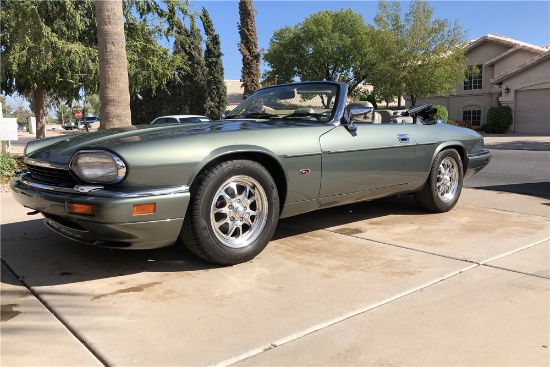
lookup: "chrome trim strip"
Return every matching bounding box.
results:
[25,158,68,170]
[17,173,189,198]
[467,150,491,158]
[283,152,322,158]
[323,141,436,154]
[324,145,413,154]
[75,185,105,193]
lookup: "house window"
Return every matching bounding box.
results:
[464,64,483,90]
[463,109,482,126]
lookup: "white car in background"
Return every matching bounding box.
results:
[150,115,212,124]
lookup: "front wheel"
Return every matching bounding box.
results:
[181,160,279,265]
[414,149,463,213]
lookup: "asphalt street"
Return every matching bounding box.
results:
[465,137,550,198]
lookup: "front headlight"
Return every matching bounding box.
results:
[69,150,126,184]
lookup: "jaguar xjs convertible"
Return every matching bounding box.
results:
[11,81,491,265]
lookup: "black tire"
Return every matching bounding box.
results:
[181,160,279,265]
[414,149,463,213]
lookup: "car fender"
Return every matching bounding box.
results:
[190,144,289,192]
[430,141,467,171]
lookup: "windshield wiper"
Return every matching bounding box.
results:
[282,112,323,120]
[224,112,279,119]
[241,112,280,119]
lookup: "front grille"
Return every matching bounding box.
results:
[26,164,78,185]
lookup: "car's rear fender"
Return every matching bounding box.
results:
[415,141,467,179]
[434,142,467,171]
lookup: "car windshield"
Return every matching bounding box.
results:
[177,117,211,123]
[225,82,339,123]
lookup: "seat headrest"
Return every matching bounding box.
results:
[347,101,373,109]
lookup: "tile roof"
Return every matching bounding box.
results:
[466,34,547,54]
[491,49,550,84]
[485,44,544,66]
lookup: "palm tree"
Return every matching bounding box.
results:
[95,0,131,128]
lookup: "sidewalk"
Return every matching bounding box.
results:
[4,127,99,156]
[1,187,548,366]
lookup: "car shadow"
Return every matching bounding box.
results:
[472,182,550,199]
[484,140,550,151]
[1,195,424,287]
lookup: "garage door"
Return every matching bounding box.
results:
[515,89,550,134]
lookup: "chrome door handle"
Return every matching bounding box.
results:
[397,134,410,143]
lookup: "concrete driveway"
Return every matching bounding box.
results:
[1,186,548,366]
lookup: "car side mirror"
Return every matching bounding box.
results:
[350,106,374,123]
[343,105,374,131]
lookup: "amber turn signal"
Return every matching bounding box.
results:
[66,202,95,216]
[133,203,156,216]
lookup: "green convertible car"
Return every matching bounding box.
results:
[11,81,491,265]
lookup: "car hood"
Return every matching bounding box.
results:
[25,119,321,164]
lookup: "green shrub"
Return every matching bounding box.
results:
[432,104,448,122]
[0,152,24,183]
[484,106,513,133]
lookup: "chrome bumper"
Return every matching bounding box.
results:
[465,150,492,179]
[16,172,189,198]
[10,173,191,249]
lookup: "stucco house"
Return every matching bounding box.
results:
[225,80,245,111]
[417,34,550,134]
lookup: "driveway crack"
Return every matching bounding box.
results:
[1,258,108,367]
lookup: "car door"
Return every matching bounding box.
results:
[319,123,417,198]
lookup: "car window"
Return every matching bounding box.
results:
[177,117,211,123]
[152,118,167,124]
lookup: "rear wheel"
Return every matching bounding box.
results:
[181,160,279,265]
[414,149,463,212]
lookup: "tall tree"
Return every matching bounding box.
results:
[1,0,98,139]
[262,9,373,94]
[130,14,193,125]
[177,19,208,115]
[95,0,131,128]
[201,7,227,119]
[372,0,468,105]
[1,0,189,134]
[238,0,260,98]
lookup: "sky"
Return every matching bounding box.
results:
[4,0,549,109]
[189,0,550,80]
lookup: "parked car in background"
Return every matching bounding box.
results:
[150,115,212,124]
[11,81,491,266]
[62,121,77,130]
[77,116,100,130]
